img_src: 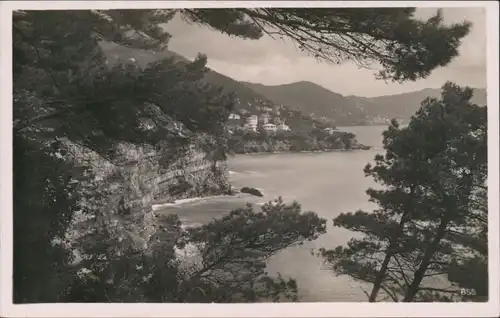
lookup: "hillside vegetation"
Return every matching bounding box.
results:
[101,42,337,133]
[242,81,368,126]
[103,42,487,127]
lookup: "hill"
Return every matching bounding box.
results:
[347,87,487,122]
[243,81,487,125]
[242,81,368,126]
[100,43,487,127]
[99,43,336,134]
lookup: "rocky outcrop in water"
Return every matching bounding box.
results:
[240,187,264,197]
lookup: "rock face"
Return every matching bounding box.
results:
[240,187,264,197]
[64,137,230,261]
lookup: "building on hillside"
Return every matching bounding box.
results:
[227,118,241,130]
[318,116,332,124]
[259,113,271,124]
[371,116,390,125]
[271,105,280,116]
[246,115,258,126]
[243,123,257,132]
[277,123,290,131]
[228,113,241,120]
[324,127,336,135]
[261,106,273,113]
[262,123,277,132]
[243,115,258,132]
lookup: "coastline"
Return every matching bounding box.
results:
[152,194,242,211]
[153,146,374,214]
[149,134,386,302]
[232,145,372,155]
[152,190,262,212]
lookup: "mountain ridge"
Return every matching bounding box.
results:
[244,81,486,101]
[242,80,486,125]
[100,42,487,126]
[241,81,367,126]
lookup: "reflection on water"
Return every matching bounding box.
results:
[156,125,390,302]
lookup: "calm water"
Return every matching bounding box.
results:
[157,125,390,302]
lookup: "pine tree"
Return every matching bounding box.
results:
[61,199,326,302]
[14,10,233,156]
[12,7,476,303]
[13,10,327,303]
[320,82,487,302]
[13,134,82,302]
[446,182,488,301]
[182,8,471,81]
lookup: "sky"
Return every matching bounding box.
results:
[164,7,486,97]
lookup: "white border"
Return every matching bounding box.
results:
[1,1,498,317]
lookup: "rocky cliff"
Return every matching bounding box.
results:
[64,136,230,262]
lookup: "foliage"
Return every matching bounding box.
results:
[13,9,229,302]
[227,108,357,153]
[319,82,488,302]
[181,198,327,302]
[229,127,357,154]
[13,9,329,304]
[14,10,233,158]
[62,199,327,302]
[446,183,488,301]
[13,134,81,302]
[13,7,474,304]
[182,8,470,81]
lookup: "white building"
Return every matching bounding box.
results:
[259,113,271,124]
[262,123,277,132]
[277,123,290,131]
[245,115,258,126]
[243,123,257,132]
[324,127,336,135]
[229,113,241,120]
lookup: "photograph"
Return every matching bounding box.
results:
[1,0,499,317]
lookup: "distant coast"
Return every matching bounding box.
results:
[231,143,372,155]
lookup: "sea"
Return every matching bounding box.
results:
[155,125,391,302]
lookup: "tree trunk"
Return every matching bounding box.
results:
[369,212,410,302]
[369,251,392,302]
[402,218,449,302]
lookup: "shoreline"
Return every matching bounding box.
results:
[232,146,372,155]
[151,191,258,211]
[152,194,235,211]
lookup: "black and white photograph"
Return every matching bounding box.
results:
[1,1,499,317]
